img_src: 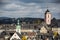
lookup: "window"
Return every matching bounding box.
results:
[48,15,49,18]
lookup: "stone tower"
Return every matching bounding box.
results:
[45,9,52,25]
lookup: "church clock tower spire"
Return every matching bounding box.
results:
[16,19,21,34]
[45,9,52,25]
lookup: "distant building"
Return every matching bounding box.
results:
[16,20,21,34]
[45,9,52,25]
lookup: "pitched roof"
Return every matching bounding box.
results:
[10,32,22,40]
[45,9,50,15]
[38,22,50,30]
[46,9,50,12]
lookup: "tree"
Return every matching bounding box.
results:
[22,35,27,40]
[53,32,58,38]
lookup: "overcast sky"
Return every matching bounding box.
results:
[0,0,60,19]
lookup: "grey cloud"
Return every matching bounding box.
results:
[0,0,60,19]
[19,0,60,3]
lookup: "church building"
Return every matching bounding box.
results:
[10,20,21,40]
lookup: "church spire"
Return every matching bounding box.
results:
[46,3,50,12]
[17,19,20,25]
[16,19,21,34]
[46,9,50,12]
[45,9,50,16]
[45,9,52,25]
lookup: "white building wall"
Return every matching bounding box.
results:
[58,28,60,35]
[46,12,51,25]
[52,28,58,32]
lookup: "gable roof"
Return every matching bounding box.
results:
[10,32,21,40]
[40,26,48,34]
[38,22,49,30]
[45,9,50,15]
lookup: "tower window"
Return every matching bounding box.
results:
[48,15,49,18]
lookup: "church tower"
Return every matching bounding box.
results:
[16,19,21,34]
[45,9,52,25]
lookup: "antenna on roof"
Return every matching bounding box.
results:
[46,3,49,10]
[45,3,50,12]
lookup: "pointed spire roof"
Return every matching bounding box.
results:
[17,19,20,25]
[45,9,50,15]
[46,9,50,12]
